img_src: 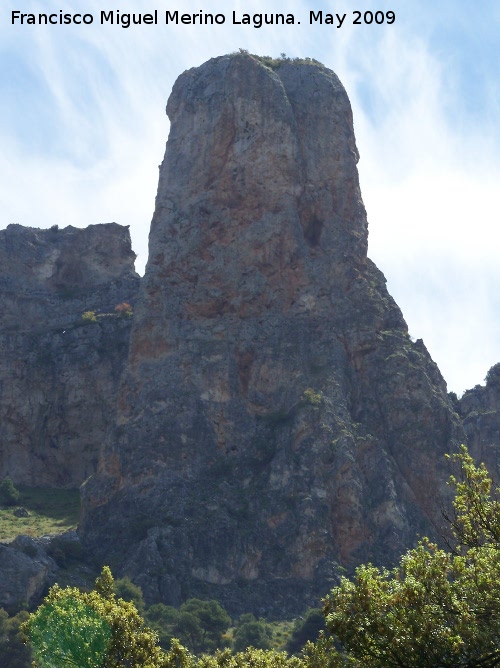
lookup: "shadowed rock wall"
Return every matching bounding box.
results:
[458,363,500,477]
[0,223,139,487]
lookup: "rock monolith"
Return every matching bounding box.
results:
[78,54,464,615]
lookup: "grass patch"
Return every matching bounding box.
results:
[0,486,80,542]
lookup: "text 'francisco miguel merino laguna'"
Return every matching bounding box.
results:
[12,10,301,28]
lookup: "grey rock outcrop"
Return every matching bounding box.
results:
[78,54,465,616]
[0,223,139,487]
[0,536,57,613]
[458,363,500,478]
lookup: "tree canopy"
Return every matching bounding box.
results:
[323,446,500,668]
[285,609,325,655]
[232,614,273,653]
[22,566,166,668]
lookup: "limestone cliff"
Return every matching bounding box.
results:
[0,223,139,487]
[78,54,465,616]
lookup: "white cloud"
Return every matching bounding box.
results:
[343,27,500,393]
[0,0,498,393]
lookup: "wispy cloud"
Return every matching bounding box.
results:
[340,24,500,393]
[0,0,498,392]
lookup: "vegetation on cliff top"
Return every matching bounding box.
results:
[235,50,325,70]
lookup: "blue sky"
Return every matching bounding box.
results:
[0,0,499,394]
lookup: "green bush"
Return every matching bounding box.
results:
[0,477,20,506]
[145,603,178,649]
[233,614,273,652]
[114,576,145,614]
[0,608,32,668]
[286,609,325,655]
[22,566,166,668]
[144,598,231,654]
[485,363,500,388]
[302,389,323,407]
[198,647,306,668]
[81,310,97,323]
[174,599,231,654]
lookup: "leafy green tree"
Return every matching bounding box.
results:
[286,609,325,655]
[197,646,304,668]
[485,363,500,388]
[444,444,500,549]
[0,476,20,506]
[322,446,500,668]
[23,595,111,668]
[324,539,500,667]
[301,636,361,668]
[114,575,146,614]
[0,607,8,643]
[0,609,32,668]
[232,614,273,652]
[22,566,166,668]
[162,637,195,668]
[173,599,231,654]
[146,603,179,649]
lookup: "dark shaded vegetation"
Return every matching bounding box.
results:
[0,477,20,506]
[486,362,500,388]
[0,609,33,668]
[285,609,325,655]
[232,613,273,652]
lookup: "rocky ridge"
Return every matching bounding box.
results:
[457,363,500,475]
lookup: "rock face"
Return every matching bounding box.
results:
[458,363,500,479]
[0,223,139,487]
[79,55,465,616]
[0,536,57,613]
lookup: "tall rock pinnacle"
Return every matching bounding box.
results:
[79,54,463,615]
